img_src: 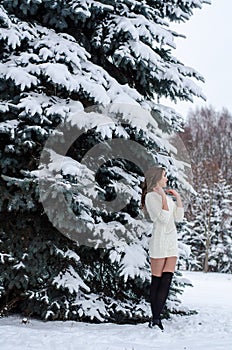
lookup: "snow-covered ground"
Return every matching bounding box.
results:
[0,271,231,350]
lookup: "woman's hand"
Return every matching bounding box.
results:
[165,189,180,198]
[166,189,183,208]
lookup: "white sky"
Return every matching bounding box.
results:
[161,0,232,118]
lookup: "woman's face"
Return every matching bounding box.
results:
[156,170,168,188]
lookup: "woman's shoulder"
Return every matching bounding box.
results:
[145,191,162,201]
[145,191,174,203]
[145,191,160,197]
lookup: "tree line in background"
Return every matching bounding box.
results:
[178,106,232,273]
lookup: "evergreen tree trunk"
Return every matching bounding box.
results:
[203,229,210,273]
[203,196,212,273]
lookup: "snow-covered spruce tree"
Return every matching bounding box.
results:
[209,175,232,272]
[176,219,201,271]
[0,1,209,322]
[180,178,232,273]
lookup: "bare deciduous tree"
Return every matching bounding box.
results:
[181,106,232,190]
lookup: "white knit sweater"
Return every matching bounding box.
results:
[145,191,184,258]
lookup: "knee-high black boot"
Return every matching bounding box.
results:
[149,275,161,329]
[152,272,173,324]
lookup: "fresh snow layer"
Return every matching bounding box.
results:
[0,271,231,350]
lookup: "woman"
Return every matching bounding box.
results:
[141,166,184,331]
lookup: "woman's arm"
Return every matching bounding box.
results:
[145,191,171,224]
[166,189,184,222]
[153,186,169,210]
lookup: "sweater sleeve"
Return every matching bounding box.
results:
[145,192,171,224]
[174,204,184,223]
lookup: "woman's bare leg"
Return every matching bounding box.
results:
[150,258,166,276]
[163,256,177,273]
[150,256,177,275]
